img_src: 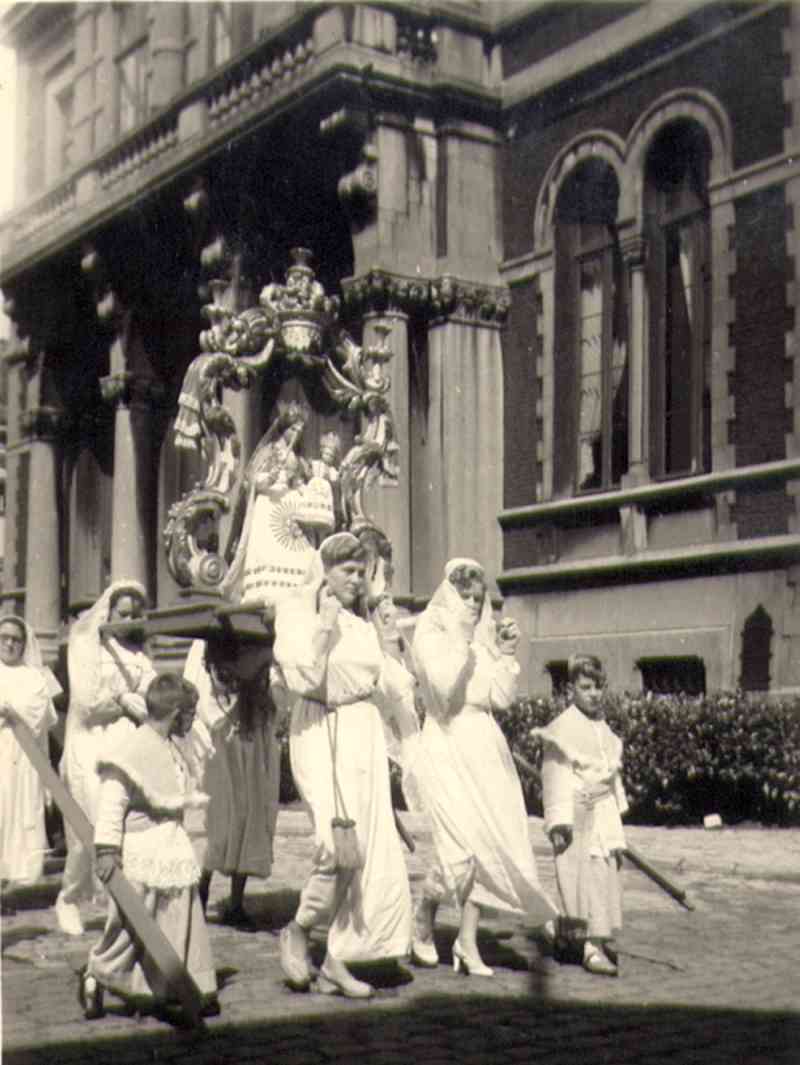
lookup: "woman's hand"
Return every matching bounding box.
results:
[94,846,122,883]
[118,693,147,725]
[497,617,520,656]
[318,584,341,629]
[549,825,573,855]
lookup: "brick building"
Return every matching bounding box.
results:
[0,2,797,694]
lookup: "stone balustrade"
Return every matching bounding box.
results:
[207,32,315,129]
[98,114,180,191]
[13,178,77,243]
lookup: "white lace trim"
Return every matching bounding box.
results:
[121,823,200,889]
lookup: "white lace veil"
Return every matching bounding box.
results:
[67,580,147,713]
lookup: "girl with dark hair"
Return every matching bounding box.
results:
[272,532,419,999]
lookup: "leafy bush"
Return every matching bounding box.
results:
[500,691,800,826]
[277,692,800,826]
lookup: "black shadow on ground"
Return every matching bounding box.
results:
[4,994,799,1065]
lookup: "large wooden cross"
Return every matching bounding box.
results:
[9,715,205,1028]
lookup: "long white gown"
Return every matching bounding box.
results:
[272,590,417,963]
[0,659,57,882]
[60,582,157,906]
[411,565,557,924]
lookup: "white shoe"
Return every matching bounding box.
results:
[56,895,84,936]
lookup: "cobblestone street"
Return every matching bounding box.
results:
[3,809,799,1064]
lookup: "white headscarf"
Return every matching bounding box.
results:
[289,531,369,618]
[67,580,147,713]
[424,558,497,652]
[0,614,62,696]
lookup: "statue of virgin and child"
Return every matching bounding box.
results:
[221,401,343,605]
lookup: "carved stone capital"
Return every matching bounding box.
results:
[21,405,65,442]
[100,371,166,410]
[320,107,378,227]
[428,276,510,325]
[620,235,649,268]
[341,269,428,318]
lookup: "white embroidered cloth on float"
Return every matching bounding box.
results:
[270,565,419,963]
[410,561,557,923]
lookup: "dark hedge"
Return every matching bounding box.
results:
[278,692,800,827]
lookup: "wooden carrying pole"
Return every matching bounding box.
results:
[9,715,205,1027]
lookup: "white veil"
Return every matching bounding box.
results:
[0,614,62,697]
[67,580,147,714]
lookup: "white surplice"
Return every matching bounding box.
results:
[272,591,416,963]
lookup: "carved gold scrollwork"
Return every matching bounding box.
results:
[167,249,400,594]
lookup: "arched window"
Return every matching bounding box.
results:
[554,159,628,494]
[740,606,773,692]
[645,120,712,478]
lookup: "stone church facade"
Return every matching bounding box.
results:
[0,2,797,694]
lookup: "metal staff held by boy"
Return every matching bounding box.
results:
[622,846,695,911]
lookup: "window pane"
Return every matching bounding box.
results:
[118,47,147,134]
[577,257,603,489]
[664,224,694,473]
[212,3,233,66]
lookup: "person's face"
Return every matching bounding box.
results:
[171,700,198,738]
[456,579,485,623]
[321,445,336,465]
[570,674,604,719]
[0,622,25,666]
[284,422,304,449]
[110,594,143,624]
[324,560,367,609]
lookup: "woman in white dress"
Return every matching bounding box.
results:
[272,532,419,999]
[0,616,59,912]
[410,559,557,975]
[56,580,157,936]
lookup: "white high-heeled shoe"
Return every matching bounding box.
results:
[452,939,493,977]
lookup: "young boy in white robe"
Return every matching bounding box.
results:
[535,654,628,976]
[79,673,219,1021]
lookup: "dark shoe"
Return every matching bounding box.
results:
[219,905,254,929]
[279,923,312,991]
[78,966,105,1020]
[200,995,221,1018]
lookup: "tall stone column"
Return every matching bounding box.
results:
[72,5,99,165]
[621,234,650,486]
[100,369,163,594]
[419,282,509,595]
[20,406,64,664]
[149,2,186,112]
